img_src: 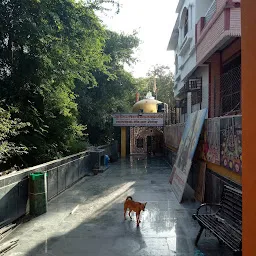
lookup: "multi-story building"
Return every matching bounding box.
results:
[168,0,241,121]
[166,0,242,203]
[196,0,241,118]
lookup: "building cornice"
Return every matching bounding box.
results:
[176,0,185,13]
[167,16,179,51]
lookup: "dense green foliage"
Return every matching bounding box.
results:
[147,65,174,107]
[0,0,174,170]
[0,0,112,168]
[75,30,140,145]
[0,105,29,166]
[0,0,139,168]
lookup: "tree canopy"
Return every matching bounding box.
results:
[0,0,174,171]
[75,30,140,145]
[0,105,29,168]
[147,65,175,108]
[0,0,112,167]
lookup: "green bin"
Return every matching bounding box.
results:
[29,172,47,216]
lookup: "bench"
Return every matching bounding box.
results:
[192,185,242,255]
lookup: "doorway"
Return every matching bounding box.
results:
[147,136,152,155]
[147,136,158,155]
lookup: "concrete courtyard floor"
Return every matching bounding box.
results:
[3,156,232,256]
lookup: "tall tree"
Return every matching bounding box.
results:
[0,0,114,166]
[75,30,140,145]
[0,105,29,169]
[147,65,175,108]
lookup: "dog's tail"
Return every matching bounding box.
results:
[126,196,133,201]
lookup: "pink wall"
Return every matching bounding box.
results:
[196,0,241,65]
[230,8,241,35]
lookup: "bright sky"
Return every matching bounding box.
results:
[99,0,179,78]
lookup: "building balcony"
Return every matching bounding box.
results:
[174,71,181,82]
[179,29,192,56]
[184,77,202,93]
[195,0,241,64]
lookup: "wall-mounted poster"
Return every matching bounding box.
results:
[220,116,242,174]
[170,109,208,203]
[206,118,220,165]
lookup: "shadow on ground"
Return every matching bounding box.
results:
[4,156,232,256]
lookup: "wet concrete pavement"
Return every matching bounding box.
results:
[3,156,232,256]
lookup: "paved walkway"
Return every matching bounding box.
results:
[3,156,231,256]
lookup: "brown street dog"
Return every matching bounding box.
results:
[124,196,147,226]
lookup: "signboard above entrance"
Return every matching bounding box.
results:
[112,113,164,127]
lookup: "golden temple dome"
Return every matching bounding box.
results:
[132,92,162,113]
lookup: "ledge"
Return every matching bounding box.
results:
[179,32,192,56]
[175,72,181,81]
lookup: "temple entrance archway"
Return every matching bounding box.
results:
[130,127,164,155]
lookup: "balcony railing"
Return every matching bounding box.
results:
[174,72,181,82]
[184,20,188,37]
[204,0,217,26]
[184,77,202,92]
[179,30,192,56]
